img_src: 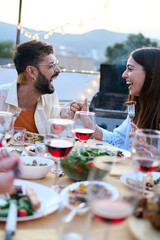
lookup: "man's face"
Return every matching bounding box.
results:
[34,54,60,95]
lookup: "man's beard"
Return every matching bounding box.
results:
[34,69,55,95]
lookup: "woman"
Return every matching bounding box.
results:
[93,47,160,151]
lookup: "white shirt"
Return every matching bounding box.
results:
[101,117,132,151]
[0,81,60,134]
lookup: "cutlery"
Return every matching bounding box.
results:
[5,200,17,240]
[63,202,88,223]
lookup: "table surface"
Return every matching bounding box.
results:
[0,139,138,240]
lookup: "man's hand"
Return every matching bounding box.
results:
[70,98,88,118]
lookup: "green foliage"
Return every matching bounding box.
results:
[105,33,159,64]
[0,40,14,58]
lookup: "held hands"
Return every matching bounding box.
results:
[0,150,22,194]
[69,98,88,118]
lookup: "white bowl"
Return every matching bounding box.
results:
[21,156,54,179]
[25,145,36,156]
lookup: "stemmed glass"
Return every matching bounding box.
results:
[85,156,137,239]
[131,129,160,195]
[74,111,96,149]
[44,118,75,190]
[0,111,14,148]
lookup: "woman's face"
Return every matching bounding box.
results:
[122,56,146,96]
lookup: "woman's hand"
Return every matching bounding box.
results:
[129,122,138,149]
[70,98,87,118]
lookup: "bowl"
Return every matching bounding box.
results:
[60,148,116,181]
[25,145,36,156]
[21,156,54,179]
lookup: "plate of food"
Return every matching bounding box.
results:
[0,179,59,221]
[129,192,160,239]
[88,145,131,158]
[0,147,27,156]
[120,172,160,192]
[60,180,119,213]
[24,131,44,145]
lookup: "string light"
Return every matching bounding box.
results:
[16,1,110,40]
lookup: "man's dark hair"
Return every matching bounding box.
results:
[13,40,54,75]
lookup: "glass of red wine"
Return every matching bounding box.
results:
[131,129,160,195]
[85,156,137,239]
[74,111,96,149]
[0,111,14,148]
[44,118,75,191]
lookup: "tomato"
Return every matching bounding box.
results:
[75,166,83,173]
[87,161,94,167]
[17,209,28,217]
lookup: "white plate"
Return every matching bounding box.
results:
[0,147,28,156]
[60,180,119,213]
[87,145,131,158]
[129,217,160,240]
[120,172,160,192]
[0,179,59,222]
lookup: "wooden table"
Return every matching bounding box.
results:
[0,140,137,240]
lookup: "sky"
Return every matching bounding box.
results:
[1,0,160,40]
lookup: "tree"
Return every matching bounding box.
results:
[0,41,14,58]
[105,33,158,64]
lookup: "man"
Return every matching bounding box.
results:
[0,40,83,134]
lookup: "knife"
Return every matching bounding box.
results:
[5,200,17,240]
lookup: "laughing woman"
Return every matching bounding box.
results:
[93,47,160,150]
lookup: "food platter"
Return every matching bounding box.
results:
[60,180,119,213]
[88,145,131,158]
[0,179,59,222]
[24,131,44,145]
[129,217,160,240]
[120,172,160,192]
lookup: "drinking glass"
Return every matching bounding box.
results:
[44,118,75,191]
[131,129,160,195]
[85,155,138,240]
[74,111,96,149]
[11,127,26,149]
[51,105,71,119]
[0,111,14,148]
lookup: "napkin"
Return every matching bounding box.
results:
[0,229,57,240]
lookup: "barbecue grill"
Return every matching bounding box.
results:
[89,64,128,131]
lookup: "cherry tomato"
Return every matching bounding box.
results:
[75,166,83,173]
[87,161,94,167]
[17,209,28,217]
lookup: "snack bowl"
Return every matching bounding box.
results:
[21,156,54,179]
[25,145,36,156]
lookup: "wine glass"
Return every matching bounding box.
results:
[85,156,137,239]
[74,111,96,149]
[0,111,14,148]
[131,129,160,196]
[44,118,75,191]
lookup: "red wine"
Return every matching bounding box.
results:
[136,158,159,173]
[46,139,73,158]
[75,128,94,142]
[92,199,133,225]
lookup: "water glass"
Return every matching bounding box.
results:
[11,127,26,147]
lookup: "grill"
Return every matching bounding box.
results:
[89,64,128,130]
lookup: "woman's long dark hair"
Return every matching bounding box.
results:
[128,47,160,130]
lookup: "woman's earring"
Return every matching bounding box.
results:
[32,77,36,82]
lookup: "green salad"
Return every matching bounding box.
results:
[61,148,119,181]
